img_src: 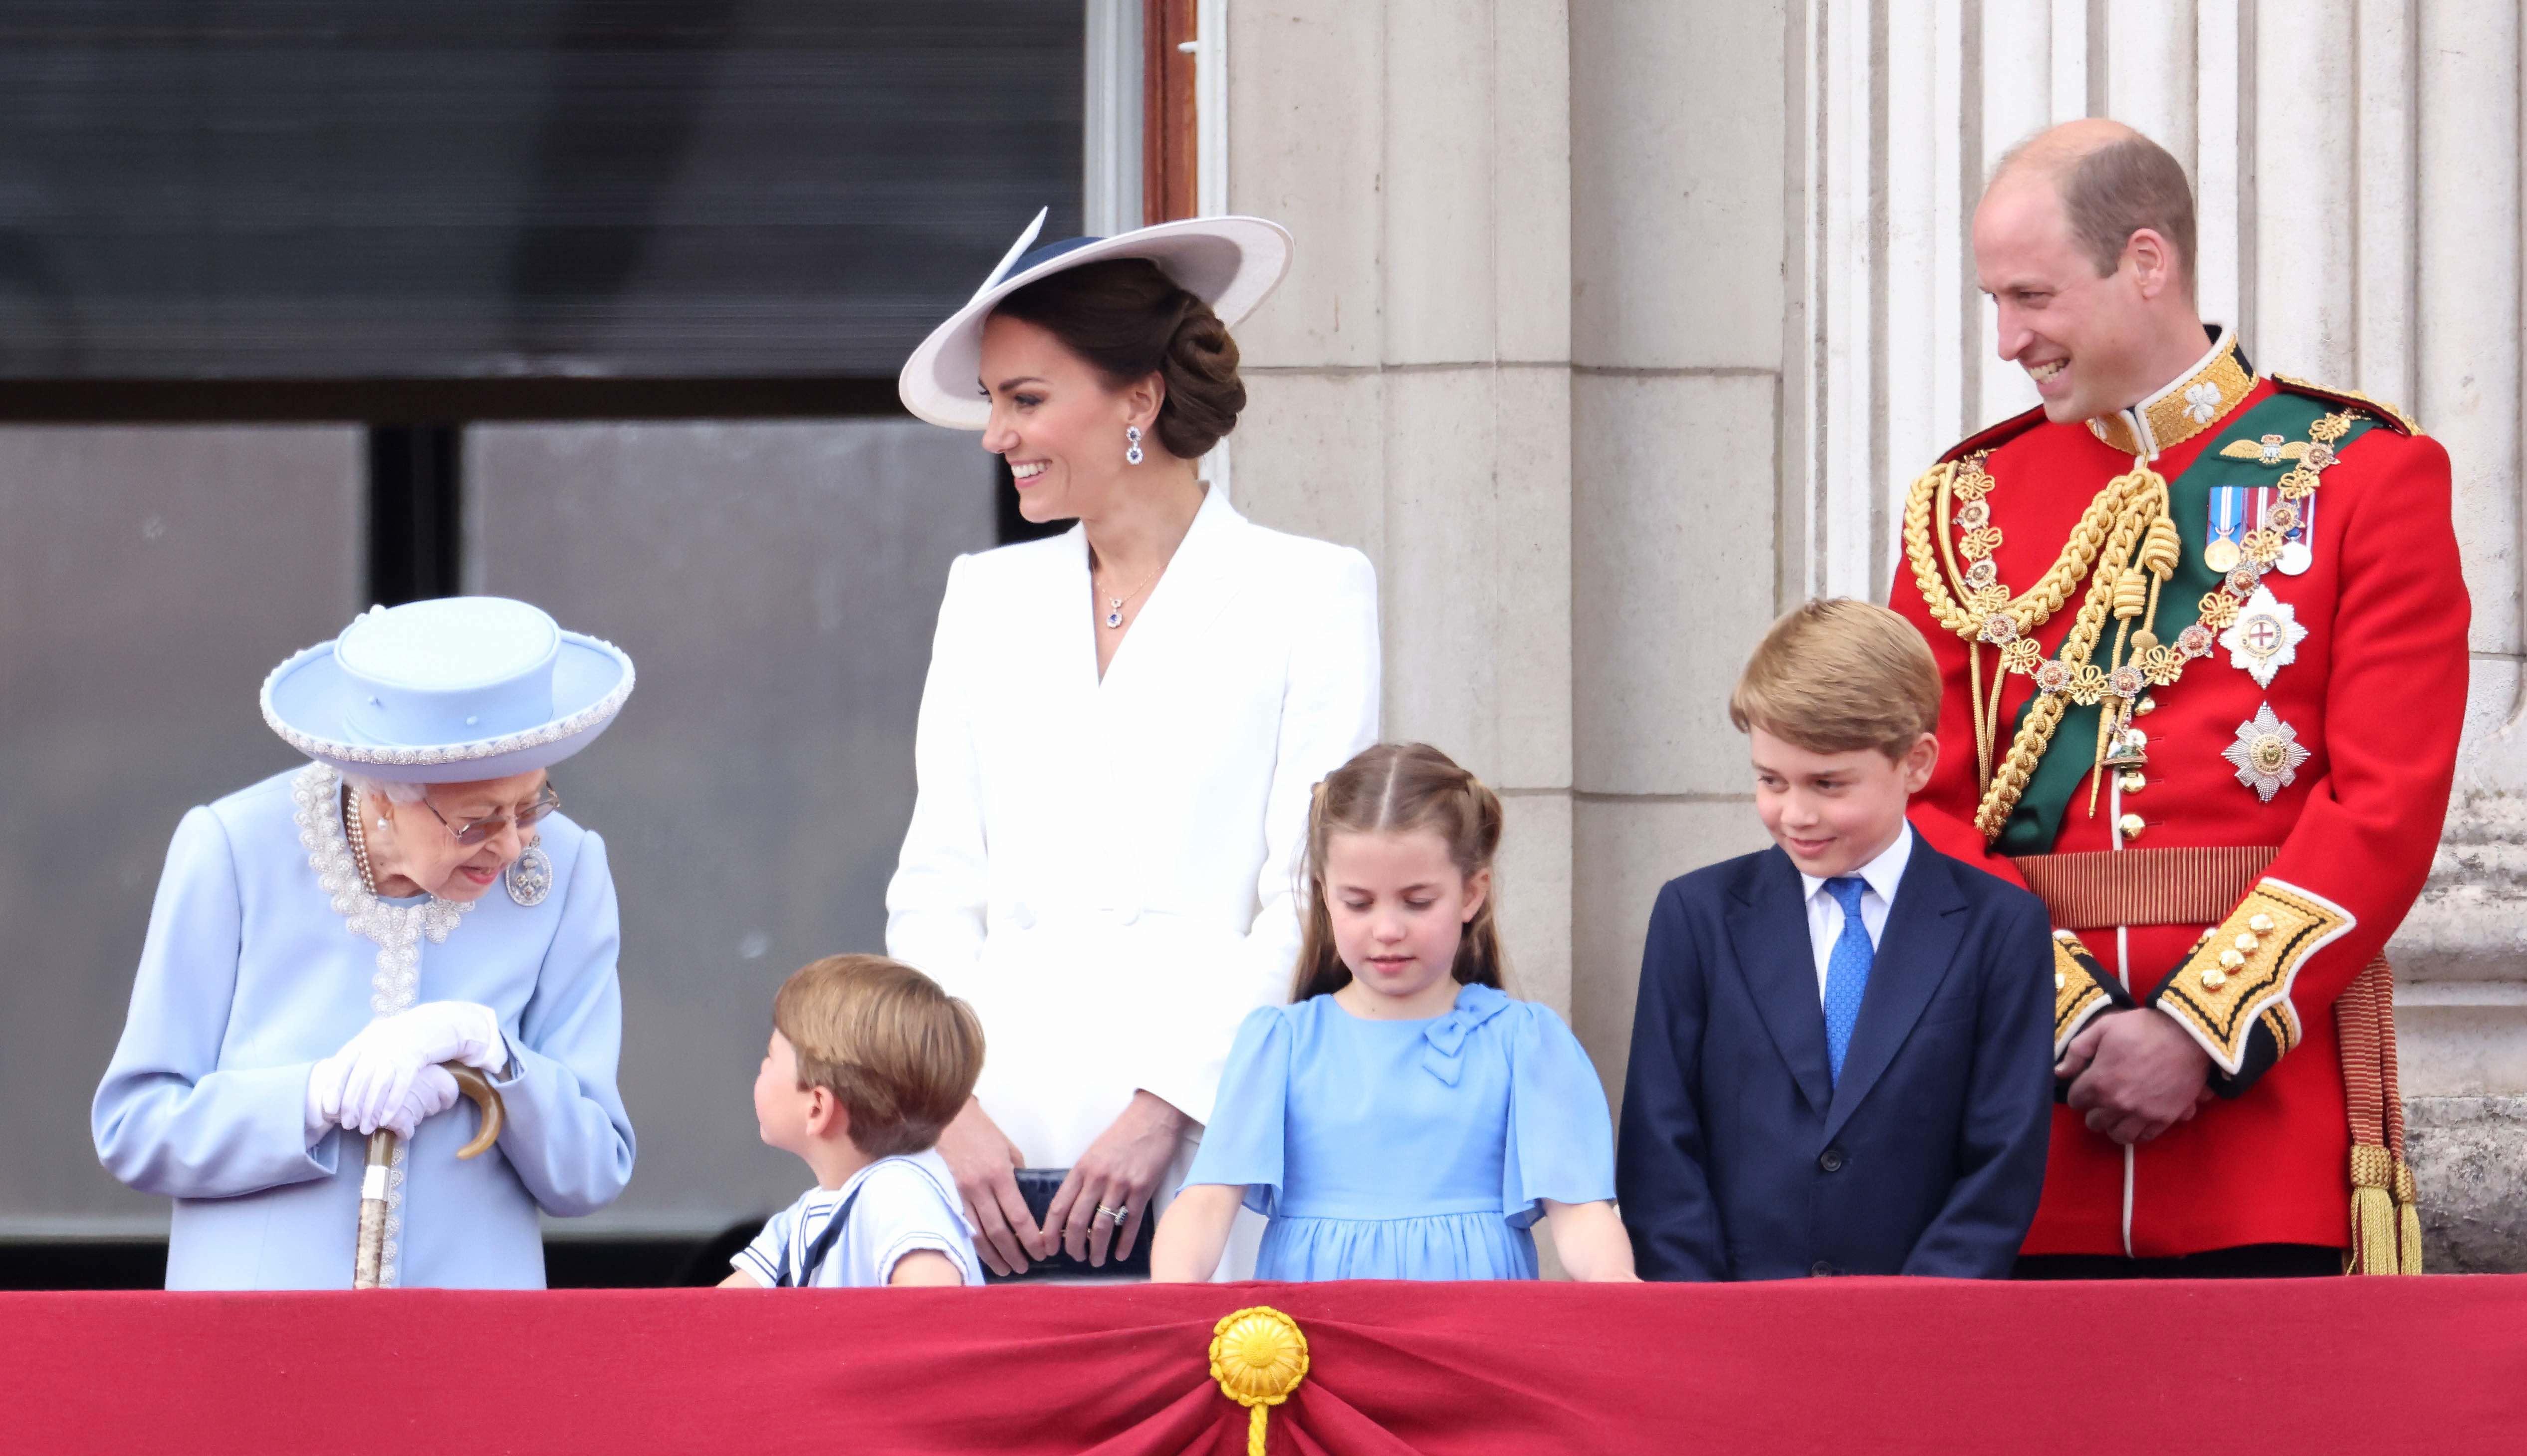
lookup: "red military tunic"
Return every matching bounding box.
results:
[1888,331,2468,1259]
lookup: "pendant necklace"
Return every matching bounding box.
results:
[1095,559,1165,630]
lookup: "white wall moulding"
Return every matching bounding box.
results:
[1083,0,1146,236]
[1196,0,1229,220]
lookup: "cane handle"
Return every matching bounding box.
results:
[445,1062,505,1160]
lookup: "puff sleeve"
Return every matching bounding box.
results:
[1499,1002,1617,1231]
[1179,1006,1295,1218]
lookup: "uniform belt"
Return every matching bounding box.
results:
[2012,845,2278,930]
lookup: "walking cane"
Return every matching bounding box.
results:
[353,1062,506,1289]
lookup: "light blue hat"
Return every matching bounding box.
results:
[260,598,635,783]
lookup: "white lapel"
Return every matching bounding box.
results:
[1098,485,1254,694]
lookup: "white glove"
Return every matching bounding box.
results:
[306,1052,355,1144]
[333,1002,505,1136]
[379,1063,462,1142]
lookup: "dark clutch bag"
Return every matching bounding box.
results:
[980,1167,1153,1282]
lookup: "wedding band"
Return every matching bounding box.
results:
[1095,1203,1127,1224]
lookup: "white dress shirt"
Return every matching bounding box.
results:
[1797,822,1915,1004]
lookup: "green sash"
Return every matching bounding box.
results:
[1994,393,2373,855]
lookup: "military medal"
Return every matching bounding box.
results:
[2204,487,2244,573]
[2272,490,2316,575]
[2219,429,2345,576]
[2219,584,2306,689]
[2224,703,2311,802]
[2103,724,2149,769]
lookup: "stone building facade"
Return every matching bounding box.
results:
[1212,0,2524,1268]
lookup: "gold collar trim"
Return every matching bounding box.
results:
[2088,328,2255,459]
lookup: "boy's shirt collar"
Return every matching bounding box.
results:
[1796,820,1914,909]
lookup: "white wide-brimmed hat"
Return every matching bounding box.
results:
[261,598,635,784]
[898,208,1294,430]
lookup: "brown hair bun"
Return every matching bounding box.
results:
[992,258,1247,459]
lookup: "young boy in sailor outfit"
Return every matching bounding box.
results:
[722,955,987,1289]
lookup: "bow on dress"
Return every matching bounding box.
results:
[1418,984,1514,1087]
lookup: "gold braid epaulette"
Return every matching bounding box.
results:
[1899,461,2132,641]
[1900,459,2171,838]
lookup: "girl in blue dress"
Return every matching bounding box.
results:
[1151,743,1636,1282]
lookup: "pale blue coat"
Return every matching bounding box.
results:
[92,767,636,1289]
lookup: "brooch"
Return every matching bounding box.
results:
[506,843,554,907]
[2223,704,2312,802]
[2218,584,2307,689]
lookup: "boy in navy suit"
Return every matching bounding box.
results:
[1617,600,2053,1279]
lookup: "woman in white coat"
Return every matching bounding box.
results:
[889,212,1379,1277]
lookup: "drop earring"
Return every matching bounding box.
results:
[1125,424,1144,466]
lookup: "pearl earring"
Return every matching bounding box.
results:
[1125,424,1144,466]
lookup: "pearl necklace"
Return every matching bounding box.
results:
[342,785,380,896]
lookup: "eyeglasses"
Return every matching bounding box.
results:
[419,785,562,847]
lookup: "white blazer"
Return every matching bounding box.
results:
[887,485,1380,1176]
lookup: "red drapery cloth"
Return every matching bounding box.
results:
[8,1277,2524,1454]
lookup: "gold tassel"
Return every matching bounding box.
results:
[2393,1158,2426,1275]
[2111,567,2150,618]
[2346,1146,2398,1276]
[2138,513,2182,579]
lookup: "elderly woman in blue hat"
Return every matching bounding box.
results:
[889,211,1380,1279]
[92,598,638,1288]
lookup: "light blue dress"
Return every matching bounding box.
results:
[91,765,637,1289]
[1183,982,1615,1280]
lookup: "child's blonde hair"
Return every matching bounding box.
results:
[771,954,983,1158]
[1729,598,1941,759]
[1291,743,1507,1002]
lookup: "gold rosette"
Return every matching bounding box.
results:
[1210,1305,1310,1456]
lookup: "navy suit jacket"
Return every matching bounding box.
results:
[1615,831,2054,1279]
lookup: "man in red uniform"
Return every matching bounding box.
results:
[1888,119,2468,1275]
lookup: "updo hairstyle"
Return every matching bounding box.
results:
[990,258,1246,460]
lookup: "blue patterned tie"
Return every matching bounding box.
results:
[1822,876,1873,1086]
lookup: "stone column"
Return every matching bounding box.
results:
[1225,0,1579,1011]
[1566,0,1792,1092]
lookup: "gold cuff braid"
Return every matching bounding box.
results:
[2051,932,2115,1057]
[2154,878,2355,1075]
